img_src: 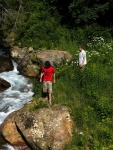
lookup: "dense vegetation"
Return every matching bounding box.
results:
[0,0,113,48]
[32,38,113,150]
[1,0,113,149]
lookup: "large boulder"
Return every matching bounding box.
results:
[0,104,74,150]
[36,50,72,66]
[10,47,72,77]
[17,65,38,77]
[10,46,30,63]
[10,46,38,77]
[0,77,11,92]
[0,56,13,73]
[0,111,31,150]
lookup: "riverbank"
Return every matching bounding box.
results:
[0,48,34,149]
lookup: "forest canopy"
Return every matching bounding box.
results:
[0,0,113,48]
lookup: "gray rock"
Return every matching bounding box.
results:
[0,104,74,150]
[36,50,72,66]
[15,105,74,150]
[10,46,38,77]
[10,47,72,77]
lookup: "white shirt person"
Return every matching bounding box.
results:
[78,46,87,68]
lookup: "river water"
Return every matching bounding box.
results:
[0,48,34,149]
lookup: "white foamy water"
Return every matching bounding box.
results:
[2,144,15,150]
[0,60,34,149]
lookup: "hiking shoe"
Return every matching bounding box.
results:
[49,101,52,105]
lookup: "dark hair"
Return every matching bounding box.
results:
[44,61,51,68]
[78,44,83,48]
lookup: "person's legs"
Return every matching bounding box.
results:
[48,93,52,105]
[48,82,52,105]
[42,82,48,100]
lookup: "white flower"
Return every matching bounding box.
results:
[78,131,84,135]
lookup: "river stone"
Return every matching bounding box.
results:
[0,77,11,92]
[17,65,38,77]
[10,46,38,77]
[0,111,30,150]
[0,56,13,73]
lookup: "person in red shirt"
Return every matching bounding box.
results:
[40,61,56,105]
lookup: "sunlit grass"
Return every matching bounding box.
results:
[32,38,113,150]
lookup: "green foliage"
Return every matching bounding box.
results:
[31,39,113,149]
[14,0,62,49]
[30,100,48,111]
[69,0,109,25]
[46,0,113,27]
[0,0,27,36]
[1,0,113,46]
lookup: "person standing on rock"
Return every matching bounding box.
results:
[40,61,56,105]
[78,45,87,69]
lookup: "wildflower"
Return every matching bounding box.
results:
[78,131,84,135]
[100,37,104,42]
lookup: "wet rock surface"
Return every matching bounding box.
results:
[0,77,11,92]
[0,56,13,73]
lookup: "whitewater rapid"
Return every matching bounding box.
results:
[0,60,34,149]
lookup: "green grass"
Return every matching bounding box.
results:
[32,39,113,150]
[56,37,78,55]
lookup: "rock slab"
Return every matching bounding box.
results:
[0,105,74,150]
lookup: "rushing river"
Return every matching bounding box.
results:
[0,48,34,149]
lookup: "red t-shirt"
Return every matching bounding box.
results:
[42,66,55,81]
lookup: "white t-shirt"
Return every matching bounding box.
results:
[79,50,87,65]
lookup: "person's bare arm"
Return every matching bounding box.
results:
[40,72,44,82]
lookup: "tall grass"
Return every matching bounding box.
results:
[32,38,113,150]
[56,36,78,55]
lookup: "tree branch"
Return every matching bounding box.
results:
[0,4,13,14]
